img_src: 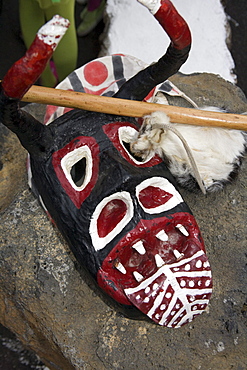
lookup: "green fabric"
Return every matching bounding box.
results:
[35,0,69,10]
[19,0,78,87]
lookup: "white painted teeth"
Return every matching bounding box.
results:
[156,230,169,242]
[133,271,144,282]
[173,249,184,260]
[132,240,146,255]
[155,254,165,268]
[115,261,127,274]
[176,224,189,236]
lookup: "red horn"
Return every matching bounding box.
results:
[0,15,69,156]
[114,0,191,101]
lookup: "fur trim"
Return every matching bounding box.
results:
[130,110,246,192]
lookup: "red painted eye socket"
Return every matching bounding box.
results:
[90,192,134,251]
[103,122,162,167]
[97,199,128,238]
[52,136,99,208]
[136,177,183,214]
[138,186,173,209]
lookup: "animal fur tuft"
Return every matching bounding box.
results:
[130,110,246,192]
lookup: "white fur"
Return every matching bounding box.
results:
[131,110,246,191]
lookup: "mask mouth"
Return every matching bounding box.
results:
[97,212,212,327]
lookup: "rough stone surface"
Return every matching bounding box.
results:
[0,124,26,212]
[0,73,247,370]
[169,72,247,113]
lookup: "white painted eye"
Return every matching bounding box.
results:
[136,177,183,214]
[90,192,133,251]
[118,126,154,164]
[61,145,92,191]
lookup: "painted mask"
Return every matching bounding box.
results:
[27,105,212,328]
[0,1,212,327]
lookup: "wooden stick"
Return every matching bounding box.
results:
[21,84,247,131]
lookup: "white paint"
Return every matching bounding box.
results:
[173,249,184,260]
[145,286,151,293]
[133,271,144,282]
[176,224,189,237]
[132,240,146,255]
[38,15,70,49]
[155,254,165,268]
[175,271,212,278]
[103,0,235,82]
[125,250,212,327]
[61,145,92,192]
[156,230,169,242]
[184,263,191,271]
[115,261,127,274]
[90,191,134,250]
[196,260,202,269]
[136,177,183,214]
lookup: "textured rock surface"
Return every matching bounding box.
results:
[0,124,26,212]
[0,73,247,370]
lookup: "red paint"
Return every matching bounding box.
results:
[144,88,156,102]
[155,0,191,50]
[97,200,127,238]
[97,268,131,305]
[52,136,99,208]
[63,107,74,114]
[139,186,173,209]
[103,122,163,167]
[112,53,126,57]
[83,61,109,86]
[84,86,110,96]
[44,105,59,125]
[97,212,207,306]
[2,36,54,98]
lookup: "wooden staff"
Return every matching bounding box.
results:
[21,84,247,131]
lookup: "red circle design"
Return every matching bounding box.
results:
[83,61,109,86]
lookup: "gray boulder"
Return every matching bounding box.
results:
[0,73,246,369]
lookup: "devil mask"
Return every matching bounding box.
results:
[28,108,212,328]
[0,1,212,328]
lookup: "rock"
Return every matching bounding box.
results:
[169,72,247,112]
[0,123,26,212]
[0,73,247,369]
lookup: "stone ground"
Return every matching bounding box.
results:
[0,1,247,370]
